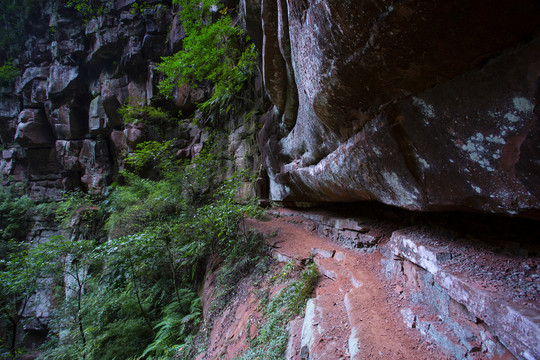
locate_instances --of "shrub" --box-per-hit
[65,0,112,20]
[239,261,319,360]
[0,186,34,244]
[157,0,257,117]
[124,140,177,174]
[0,61,19,86]
[117,102,177,127]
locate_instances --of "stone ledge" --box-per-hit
[270,208,381,249]
[387,229,539,360]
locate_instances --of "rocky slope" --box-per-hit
[200,209,539,360]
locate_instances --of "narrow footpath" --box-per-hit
[244,213,451,359]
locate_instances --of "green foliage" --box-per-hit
[32,133,262,359]
[104,172,182,238]
[2,1,266,358]
[0,186,42,356]
[124,140,177,174]
[239,261,318,360]
[66,0,110,20]
[55,190,102,226]
[117,102,177,127]
[157,0,257,117]
[0,235,65,357]
[0,0,46,61]
[141,292,201,359]
[0,185,34,244]
[0,61,19,86]
[130,0,161,15]
[210,229,269,318]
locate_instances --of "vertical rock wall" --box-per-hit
[1,0,262,201]
[0,0,226,200]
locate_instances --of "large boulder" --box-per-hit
[89,95,122,136]
[47,65,79,98]
[257,0,540,218]
[15,109,55,148]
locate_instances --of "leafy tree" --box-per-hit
[35,133,262,359]
[157,0,258,117]
[0,186,37,356]
[0,186,34,245]
[0,61,19,86]
[0,237,62,357]
[0,243,41,356]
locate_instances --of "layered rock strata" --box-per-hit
[1,1,261,200]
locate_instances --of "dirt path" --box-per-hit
[245,214,451,360]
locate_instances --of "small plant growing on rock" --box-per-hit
[239,260,319,360]
[117,101,177,127]
[66,0,112,20]
[0,61,19,86]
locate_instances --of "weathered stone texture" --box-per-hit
[15,109,55,148]
[0,1,198,199]
[256,0,540,218]
[383,228,540,360]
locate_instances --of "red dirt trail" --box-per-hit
[246,214,451,360]
[199,212,452,359]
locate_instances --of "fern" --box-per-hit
[141,293,201,359]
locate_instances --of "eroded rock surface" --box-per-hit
[0,1,225,199]
[256,0,540,218]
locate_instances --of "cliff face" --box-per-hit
[1,2,539,358]
[255,0,540,218]
[1,0,260,202]
[1,1,162,198]
[2,0,539,218]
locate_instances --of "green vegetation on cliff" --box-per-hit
[0,61,20,86]
[0,140,263,358]
[0,186,34,244]
[0,0,279,358]
[0,186,37,358]
[30,137,263,359]
[240,260,319,360]
[0,0,47,62]
[158,0,258,118]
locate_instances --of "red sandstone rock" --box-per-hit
[256,0,540,218]
[15,109,55,148]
